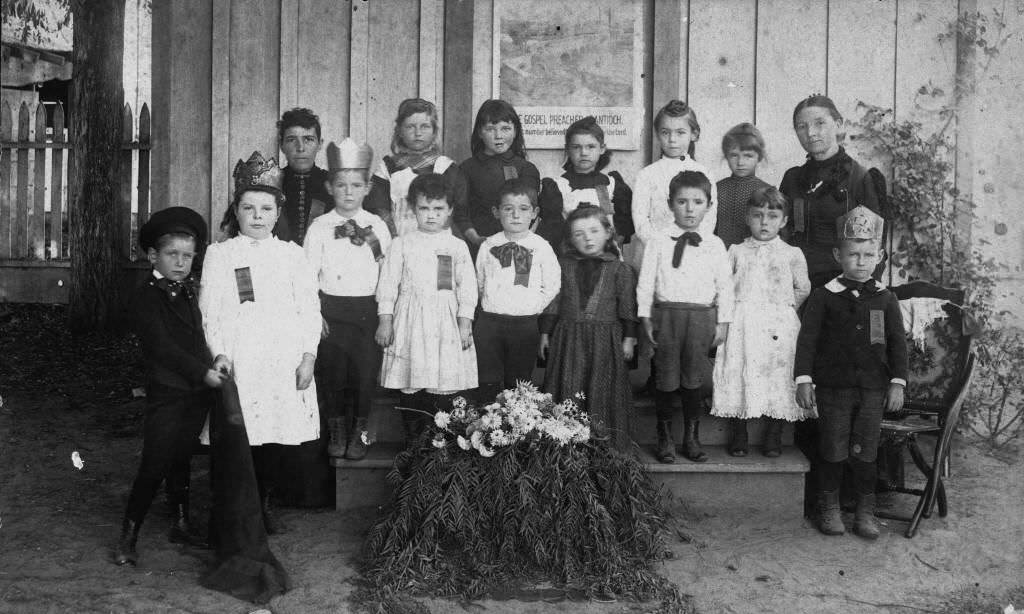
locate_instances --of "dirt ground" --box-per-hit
[1,305,1022,614]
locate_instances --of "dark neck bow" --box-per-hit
[335,219,383,261]
[671,232,701,268]
[838,277,877,295]
[153,277,196,300]
[490,241,533,286]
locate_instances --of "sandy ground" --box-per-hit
[1,307,1022,614]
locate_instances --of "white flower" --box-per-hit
[452,396,467,410]
[457,435,471,450]
[480,412,502,430]
[434,411,451,429]
[431,434,447,448]
[470,430,484,447]
[477,445,496,458]
[360,431,373,446]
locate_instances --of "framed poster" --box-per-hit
[492,0,644,150]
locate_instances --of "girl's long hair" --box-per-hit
[470,99,527,158]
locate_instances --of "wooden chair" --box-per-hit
[875,281,976,538]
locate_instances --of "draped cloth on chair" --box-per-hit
[200,378,290,603]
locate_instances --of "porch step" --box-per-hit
[332,443,809,517]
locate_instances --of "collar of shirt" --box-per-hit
[825,275,887,295]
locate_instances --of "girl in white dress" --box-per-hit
[199,152,321,532]
[375,173,478,442]
[711,186,813,457]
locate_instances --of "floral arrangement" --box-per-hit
[430,382,590,456]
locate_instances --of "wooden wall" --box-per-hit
[152,0,968,224]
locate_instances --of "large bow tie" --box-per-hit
[838,277,877,295]
[490,241,533,287]
[153,277,195,300]
[335,219,383,261]
[671,232,701,268]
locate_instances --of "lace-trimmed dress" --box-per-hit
[711,236,814,420]
[542,253,638,449]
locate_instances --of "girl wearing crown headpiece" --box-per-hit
[199,151,323,534]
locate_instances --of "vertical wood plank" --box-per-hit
[137,103,152,259]
[754,0,828,187]
[418,0,444,111]
[0,102,11,259]
[470,0,492,131]
[687,0,757,173]
[297,0,350,153]
[652,0,689,160]
[349,0,370,142]
[366,1,420,156]
[31,104,47,259]
[50,103,64,260]
[827,0,897,167]
[15,102,30,259]
[120,104,135,259]
[210,0,231,233]
[229,0,280,166]
[443,0,474,162]
[279,0,299,115]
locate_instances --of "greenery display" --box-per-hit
[354,383,687,612]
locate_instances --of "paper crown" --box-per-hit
[326,138,373,170]
[233,151,283,196]
[836,205,884,241]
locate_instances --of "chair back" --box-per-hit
[891,281,972,408]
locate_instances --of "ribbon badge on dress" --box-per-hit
[671,232,701,268]
[490,241,532,287]
[234,267,255,303]
[335,219,384,262]
[436,254,454,291]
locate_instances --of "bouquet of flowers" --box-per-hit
[430,381,590,456]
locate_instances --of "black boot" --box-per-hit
[261,492,287,535]
[167,495,207,547]
[655,420,676,463]
[680,388,708,463]
[345,417,369,461]
[762,418,784,458]
[728,419,748,457]
[114,518,141,566]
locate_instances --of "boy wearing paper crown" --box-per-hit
[303,139,391,460]
[116,207,225,566]
[794,205,908,540]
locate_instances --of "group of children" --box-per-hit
[117,94,909,568]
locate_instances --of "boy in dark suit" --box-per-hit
[115,207,226,565]
[795,206,908,540]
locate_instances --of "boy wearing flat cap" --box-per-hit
[115,207,226,566]
[794,206,908,541]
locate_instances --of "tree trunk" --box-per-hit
[67,0,125,333]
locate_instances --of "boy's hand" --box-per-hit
[296,353,315,390]
[622,336,637,362]
[375,315,394,348]
[885,383,905,413]
[203,369,227,389]
[457,317,474,350]
[321,317,330,340]
[538,333,550,361]
[796,382,816,411]
[641,318,656,347]
[712,323,730,347]
[212,354,232,376]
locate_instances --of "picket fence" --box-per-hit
[0,100,151,262]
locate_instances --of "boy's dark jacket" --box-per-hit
[795,277,908,389]
[131,275,213,392]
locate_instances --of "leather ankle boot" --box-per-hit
[728,419,748,457]
[853,493,881,540]
[655,420,676,463]
[681,418,708,463]
[327,416,347,458]
[114,518,141,565]
[261,493,287,535]
[818,490,846,536]
[763,418,784,458]
[168,501,207,547]
[345,417,369,460]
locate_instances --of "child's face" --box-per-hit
[567,133,605,174]
[479,120,515,156]
[746,205,787,242]
[493,194,537,237]
[725,147,760,178]
[148,236,196,282]
[833,240,882,282]
[399,112,435,153]
[413,195,452,234]
[669,186,709,231]
[569,216,611,257]
[794,106,840,160]
[280,126,322,173]
[326,170,369,216]
[236,191,280,240]
[657,116,696,158]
